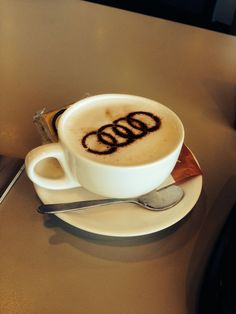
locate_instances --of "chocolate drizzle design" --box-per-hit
[82,111,161,155]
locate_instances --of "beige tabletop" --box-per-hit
[1,1,236,313]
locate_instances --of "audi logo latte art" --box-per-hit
[82,111,161,155]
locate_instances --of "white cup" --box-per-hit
[25,94,184,198]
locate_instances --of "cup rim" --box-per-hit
[58,94,185,169]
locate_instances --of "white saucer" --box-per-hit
[34,163,203,237]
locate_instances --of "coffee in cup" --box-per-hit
[25,94,184,198]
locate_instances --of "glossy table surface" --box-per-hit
[1,1,236,313]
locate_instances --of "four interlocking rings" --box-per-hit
[82,111,161,155]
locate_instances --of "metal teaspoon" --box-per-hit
[38,184,184,214]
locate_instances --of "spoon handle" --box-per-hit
[38,197,129,214]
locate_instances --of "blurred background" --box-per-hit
[84,0,236,35]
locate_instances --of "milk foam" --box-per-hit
[63,102,183,166]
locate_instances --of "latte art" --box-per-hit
[63,99,183,166]
[81,111,161,155]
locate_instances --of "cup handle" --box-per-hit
[25,143,80,190]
